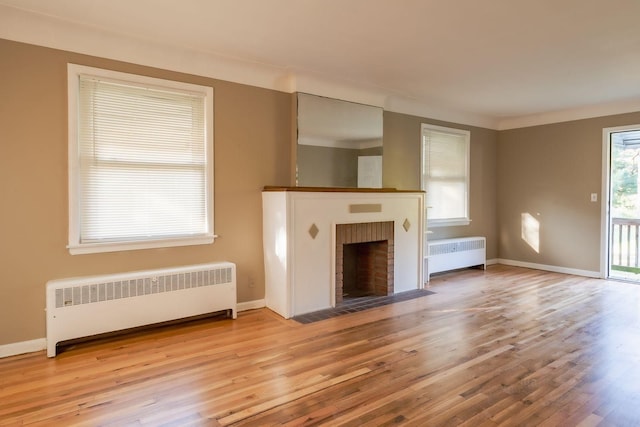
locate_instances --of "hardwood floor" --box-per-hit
[2,265,640,426]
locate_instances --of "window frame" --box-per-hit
[67,64,215,255]
[421,123,471,228]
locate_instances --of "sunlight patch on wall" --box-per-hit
[521,213,540,253]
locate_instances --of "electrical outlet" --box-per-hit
[590,193,598,202]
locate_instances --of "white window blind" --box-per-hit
[68,64,214,254]
[421,124,470,227]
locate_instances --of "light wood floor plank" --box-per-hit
[2,265,640,425]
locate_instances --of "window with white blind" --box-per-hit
[67,64,214,254]
[421,123,470,227]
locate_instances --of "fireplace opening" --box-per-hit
[342,240,389,299]
[335,221,394,305]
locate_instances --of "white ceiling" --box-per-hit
[2,0,640,129]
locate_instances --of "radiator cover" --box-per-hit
[45,262,236,357]
[427,237,486,279]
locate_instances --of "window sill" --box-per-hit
[428,219,471,228]
[68,235,216,255]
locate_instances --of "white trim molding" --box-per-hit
[0,338,46,359]
[497,97,640,130]
[0,4,287,94]
[497,259,602,279]
[237,299,266,312]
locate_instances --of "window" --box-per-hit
[421,123,470,227]
[68,64,214,254]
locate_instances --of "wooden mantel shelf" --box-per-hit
[263,186,424,193]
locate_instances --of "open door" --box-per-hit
[606,126,640,281]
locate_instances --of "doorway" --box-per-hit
[605,126,640,281]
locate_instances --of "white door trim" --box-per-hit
[601,124,640,279]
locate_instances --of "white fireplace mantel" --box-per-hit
[262,187,425,318]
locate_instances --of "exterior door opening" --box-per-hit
[608,128,640,281]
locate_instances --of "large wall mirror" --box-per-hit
[296,93,383,188]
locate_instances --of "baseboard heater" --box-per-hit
[45,262,236,357]
[427,237,486,279]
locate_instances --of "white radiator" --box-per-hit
[45,262,236,357]
[427,237,486,279]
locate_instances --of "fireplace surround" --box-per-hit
[262,187,424,318]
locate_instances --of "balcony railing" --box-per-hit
[611,218,640,272]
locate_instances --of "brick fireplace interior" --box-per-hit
[335,221,394,305]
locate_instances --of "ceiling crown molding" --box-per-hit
[0,4,289,91]
[5,4,638,131]
[497,97,640,130]
[0,4,498,129]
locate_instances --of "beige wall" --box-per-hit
[497,112,640,272]
[8,35,638,348]
[383,111,499,259]
[0,38,499,347]
[0,39,291,345]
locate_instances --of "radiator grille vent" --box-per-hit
[429,238,485,256]
[54,267,233,309]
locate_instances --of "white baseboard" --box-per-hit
[0,338,46,359]
[237,299,265,312]
[497,259,602,278]
[486,258,499,266]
